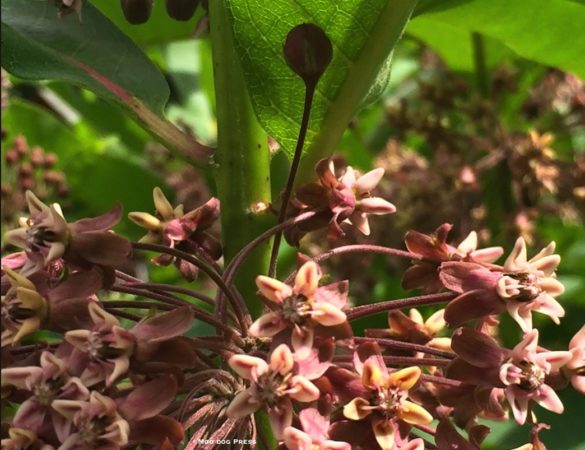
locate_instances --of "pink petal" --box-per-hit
[348,211,370,235]
[299,408,329,441]
[270,344,294,375]
[256,276,291,303]
[315,281,349,309]
[340,166,356,187]
[505,238,528,270]
[310,302,346,326]
[131,306,194,343]
[444,290,503,327]
[294,262,321,298]
[225,390,261,418]
[533,294,565,323]
[292,325,314,359]
[506,301,533,332]
[506,387,529,425]
[539,277,565,296]
[354,168,384,195]
[249,312,288,338]
[535,351,572,371]
[69,203,123,233]
[571,374,585,394]
[512,329,539,361]
[530,254,560,276]
[283,427,312,450]
[456,231,478,254]
[358,197,396,215]
[534,384,564,414]
[228,354,268,381]
[451,327,505,368]
[470,246,504,263]
[287,376,320,402]
[268,399,293,439]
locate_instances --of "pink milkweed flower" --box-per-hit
[500,329,572,425]
[1,351,89,444]
[129,188,221,281]
[402,223,503,293]
[496,238,565,331]
[441,238,565,331]
[290,159,396,243]
[4,191,131,271]
[0,428,55,450]
[226,344,321,439]
[448,327,572,426]
[250,261,348,357]
[341,345,432,450]
[52,391,130,449]
[565,325,585,394]
[283,408,350,450]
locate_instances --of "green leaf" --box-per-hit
[411,0,585,79]
[224,0,418,162]
[1,0,169,112]
[1,0,213,163]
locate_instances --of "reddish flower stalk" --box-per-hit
[347,292,457,320]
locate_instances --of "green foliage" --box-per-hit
[411,0,585,78]
[1,0,169,112]
[224,0,418,159]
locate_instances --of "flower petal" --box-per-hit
[372,418,395,450]
[288,376,320,402]
[283,427,312,450]
[354,168,384,195]
[343,397,372,421]
[256,276,291,303]
[388,366,421,391]
[399,400,433,425]
[310,302,346,327]
[533,384,564,414]
[294,262,321,298]
[358,197,396,215]
[270,344,294,375]
[268,399,293,439]
[228,354,268,381]
[249,312,288,338]
[225,390,261,418]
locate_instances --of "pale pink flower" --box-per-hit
[499,329,572,425]
[250,261,348,357]
[226,344,320,439]
[564,325,585,394]
[283,408,350,450]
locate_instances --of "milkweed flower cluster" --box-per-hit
[2,156,583,450]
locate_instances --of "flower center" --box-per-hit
[77,416,110,447]
[33,379,62,406]
[500,272,542,302]
[370,386,404,419]
[255,372,291,407]
[516,360,545,391]
[280,295,310,325]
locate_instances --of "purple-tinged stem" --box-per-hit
[420,374,463,387]
[334,354,450,367]
[354,336,454,359]
[414,424,436,436]
[102,300,175,310]
[347,292,456,320]
[314,244,422,263]
[112,285,241,339]
[131,241,250,333]
[216,210,318,321]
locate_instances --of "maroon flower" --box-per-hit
[5,191,131,271]
[402,223,503,293]
[129,187,221,280]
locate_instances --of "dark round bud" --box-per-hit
[20,177,35,190]
[13,135,28,156]
[283,23,332,87]
[120,0,153,25]
[44,153,58,168]
[58,184,70,198]
[43,170,65,185]
[30,147,45,167]
[5,150,18,165]
[165,0,199,21]
[18,162,33,178]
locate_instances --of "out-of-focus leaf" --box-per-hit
[1,0,169,112]
[165,40,216,143]
[2,99,165,238]
[411,0,585,79]
[407,18,512,72]
[224,0,418,160]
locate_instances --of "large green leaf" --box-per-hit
[1,0,212,162]
[1,0,168,112]
[410,0,585,79]
[224,0,419,162]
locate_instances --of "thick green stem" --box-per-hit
[208,2,273,317]
[472,32,489,96]
[296,0,419,183]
